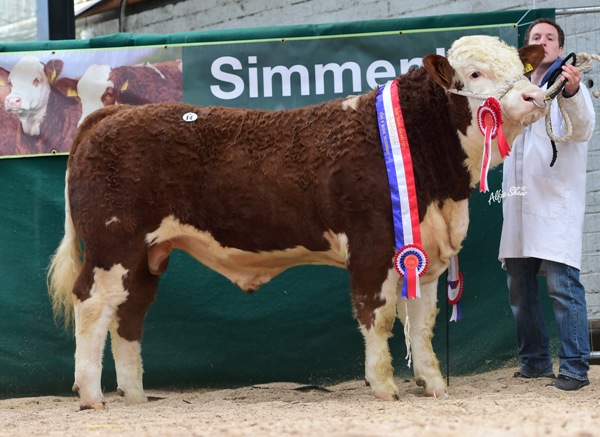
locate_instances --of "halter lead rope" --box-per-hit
[446,75,533,106]
[540,52,600,166]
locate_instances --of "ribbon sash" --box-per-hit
[376,81,428,299]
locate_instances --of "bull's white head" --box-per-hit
[5,55,53,136]
[422,35,546,186]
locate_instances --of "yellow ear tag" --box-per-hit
[524,63,533,74]
[121,80,129,92]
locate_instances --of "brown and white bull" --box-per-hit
[48,36,546,409]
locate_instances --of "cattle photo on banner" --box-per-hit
[0,46,182,157]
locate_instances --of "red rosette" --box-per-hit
[393,244,429,277]
[477,96,503,139]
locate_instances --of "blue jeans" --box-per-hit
[506,258,590,380]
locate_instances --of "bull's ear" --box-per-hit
[44,59,64,85]
[518,44,545,77]
[422,54,455,89]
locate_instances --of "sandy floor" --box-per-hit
[1,365,599,437]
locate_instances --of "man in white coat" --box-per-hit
[499,18,595,391]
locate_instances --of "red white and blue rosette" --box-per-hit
[394,244,429,299]
[446,254,463,321]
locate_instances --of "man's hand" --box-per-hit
[560,64,581,97]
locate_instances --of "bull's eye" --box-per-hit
[470,71,481,79]
[33,78,40,87]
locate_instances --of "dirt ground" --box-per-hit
[1,365,599,437]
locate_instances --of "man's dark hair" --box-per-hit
[524,18,565,48]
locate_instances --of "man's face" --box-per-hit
[528,22,564,65]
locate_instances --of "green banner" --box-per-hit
[184,26,517,109]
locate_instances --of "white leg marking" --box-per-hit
[74,264,129,409]
[110,320,147,405]
[360,268,399,400]
[397,279,446,397]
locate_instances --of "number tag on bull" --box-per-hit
[183,112,198,122]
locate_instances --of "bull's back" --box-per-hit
[67,100,386,253]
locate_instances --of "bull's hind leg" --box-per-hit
[72,262,130,410]
[397,279,446,397]
[109,264,158,405]
[352,267,399,401]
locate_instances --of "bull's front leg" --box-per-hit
[354,269,400,401]
[397,278,446,397]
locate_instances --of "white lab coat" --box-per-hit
[499,83,596,270]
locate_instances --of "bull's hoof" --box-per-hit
[426,386,448,398]
[80,401,106,411]
[416,376,446,397]
[366,376,400,401]
[124,392,149,405]
[117,387,149,405]
[372,391,400,401]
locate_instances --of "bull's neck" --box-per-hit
[393,74,473,217]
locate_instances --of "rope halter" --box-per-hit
[446,74,547,119]
[446,75,521,101]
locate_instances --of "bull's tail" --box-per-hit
[47,171,81,330]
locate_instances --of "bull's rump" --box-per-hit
[68,100,393,270]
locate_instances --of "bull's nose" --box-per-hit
[5,95,22,110]
[522,89,546,110]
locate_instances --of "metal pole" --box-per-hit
[47,0,75,40]
[119,0,127,33]
[556,7,600,15]
[445,278,450,386]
